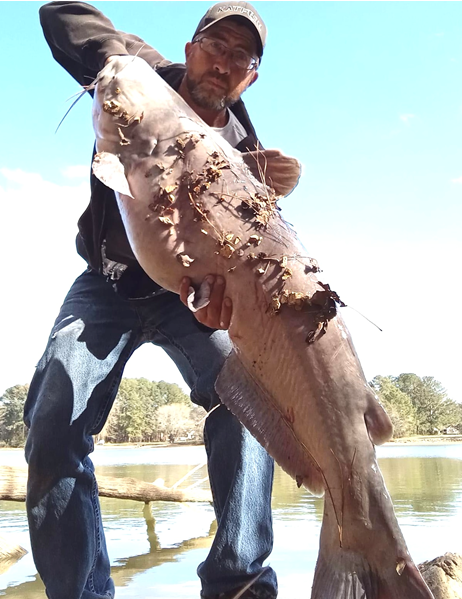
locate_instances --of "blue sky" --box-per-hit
[0,1,461,402]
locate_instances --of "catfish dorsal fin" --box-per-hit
[216,349,324,496]
[92,151,133,198]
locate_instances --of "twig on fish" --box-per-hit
[330,448,345,547]
[217,189,278,227]
[187,191,222,241]
[254,142,270,190]
[329,446,358,548]
[216,191,251,204]
[296,437,343,546]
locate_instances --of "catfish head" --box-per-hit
[92,55,178,158]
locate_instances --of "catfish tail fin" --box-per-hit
[311,549,435,599]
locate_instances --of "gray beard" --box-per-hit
[185,74,238,111]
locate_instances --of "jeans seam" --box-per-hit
[203,420,224,520]
[86,461,100,594]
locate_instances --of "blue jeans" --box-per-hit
[24,269,277,599]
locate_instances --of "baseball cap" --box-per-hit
[193,1,267,59]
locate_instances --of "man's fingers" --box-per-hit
[220,297,233,329]
[266,154,301,196]
[262,149,284,159]
[205,275,225,325]
[179,275,232,329]
[179,277,191,305]
[265,154,301,176]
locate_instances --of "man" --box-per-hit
[26,2,299,598]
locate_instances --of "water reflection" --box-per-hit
[381,457,462,520]
[0,500,216,598]
[107,504,216,590]
[1,444,462,599]
[271,450,462,524]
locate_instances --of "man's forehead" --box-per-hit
[205,20,257,52]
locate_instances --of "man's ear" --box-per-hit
[248,71,259,87]
[185,41,193,62]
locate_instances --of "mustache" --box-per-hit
[202,72,229,91]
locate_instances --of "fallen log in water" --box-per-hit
[0,534,27,576]
[419,553,462,599]
[0,466,212,504]
[0,534,27,561]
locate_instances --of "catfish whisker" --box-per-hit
[55,88,87,133]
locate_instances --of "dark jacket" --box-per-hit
[39,1,262,297]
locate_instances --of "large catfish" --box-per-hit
[91,55,434,599]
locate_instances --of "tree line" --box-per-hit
[370,374,461,437]
[0,374,460,448]
[0,379,204,447]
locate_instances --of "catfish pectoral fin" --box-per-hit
[92,151,133,198]
[365,399,393,446]
[215,350,324,497]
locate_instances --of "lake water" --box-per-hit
[1,443,462,598]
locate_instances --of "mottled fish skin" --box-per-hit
[91,56,434,599]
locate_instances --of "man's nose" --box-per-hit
[212,52,231,75]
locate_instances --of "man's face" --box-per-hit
[184,20,259,112]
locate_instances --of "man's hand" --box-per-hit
[179,275,232,330]
[242,148,302,197]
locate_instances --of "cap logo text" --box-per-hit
[217,5,263,32]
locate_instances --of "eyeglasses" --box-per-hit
[193,37,259,71]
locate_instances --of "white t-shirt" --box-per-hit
[212,109,247,148]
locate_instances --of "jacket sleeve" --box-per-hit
[39,1,170,87]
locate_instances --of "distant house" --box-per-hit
[443,426,460,435]
[178,431,196,442]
